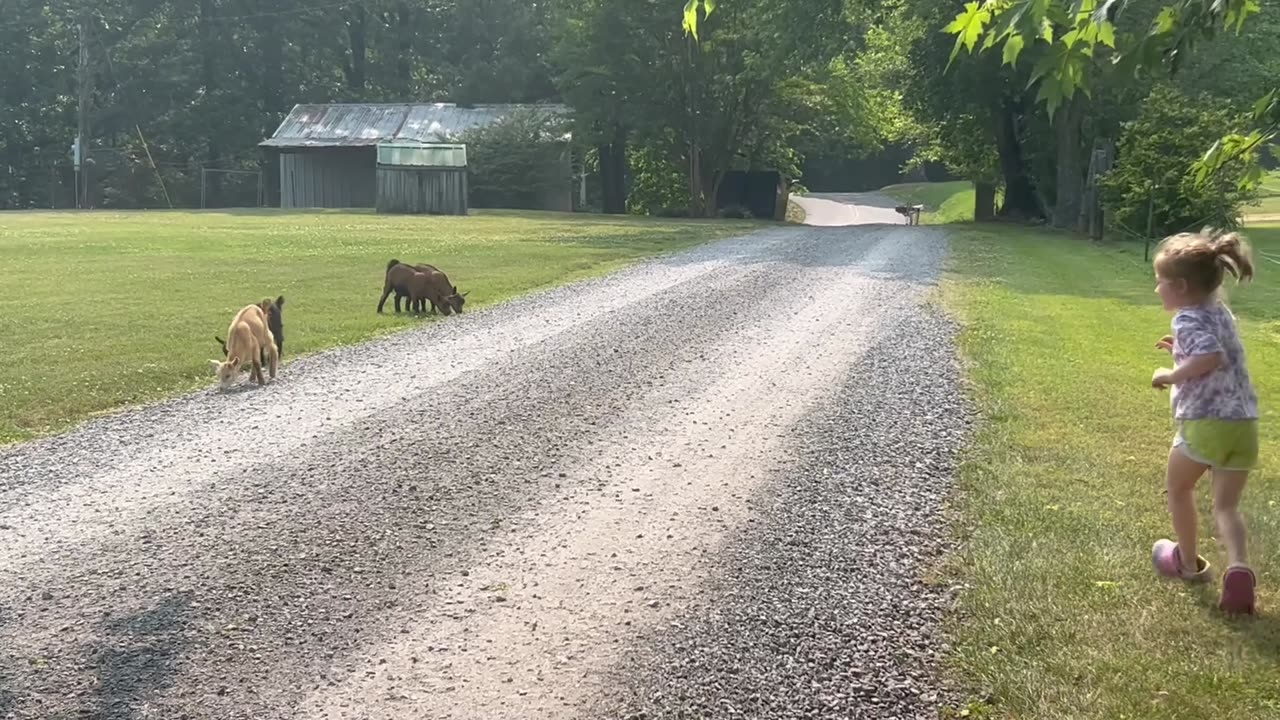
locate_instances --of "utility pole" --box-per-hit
[77,4,91,209]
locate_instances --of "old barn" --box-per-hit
[259,103,574,211]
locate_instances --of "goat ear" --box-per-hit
[208,360,223,374]
[461,291,470,297]
[228,355,240,367]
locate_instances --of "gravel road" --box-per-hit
[0,219,968,720]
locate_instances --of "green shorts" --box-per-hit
[1174,419,1260,470]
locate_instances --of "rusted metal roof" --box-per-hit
[260,103,568,149]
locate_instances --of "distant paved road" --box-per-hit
[791,191,907,226]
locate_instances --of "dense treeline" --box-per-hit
[2,0,1276,224]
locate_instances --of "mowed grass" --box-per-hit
[881,180,976,224]
[943,222,1280,719]
[1247,170,1280,221]
[0,209,755,444]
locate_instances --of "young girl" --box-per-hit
[1150,229,1259,614]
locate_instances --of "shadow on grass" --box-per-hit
[88,594,191,720]
[81,206,773,229]
[1185,583,1280,660]
[948,224,1280,326]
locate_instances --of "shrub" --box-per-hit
[626,144,687,216]
[1102,85,1258,238]
[458,108,571,210]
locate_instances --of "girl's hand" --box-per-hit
[1155,335,1174,353]
[1152,368,1175,389]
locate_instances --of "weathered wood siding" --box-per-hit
[375,167,468,215]
[279,148,376,208]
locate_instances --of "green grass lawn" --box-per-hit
[1247,170,1280,219]
[0,209,754,444]
[943,221,1280,719]
[881,180,976,224]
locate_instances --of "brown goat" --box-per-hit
[377,260,417,314]
[378,260,467,315]
[406,268,464,316]
[209,303,278,389]
[398,264,439,313]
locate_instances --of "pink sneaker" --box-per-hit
[1219,565,1257,615]
[1152,539,1211,582]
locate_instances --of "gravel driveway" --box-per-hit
[0,220,968,719]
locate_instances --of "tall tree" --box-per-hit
[556,0,851,217]
[946,0,1278,191]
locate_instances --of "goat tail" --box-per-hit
[386,259,400,272]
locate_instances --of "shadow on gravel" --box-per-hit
[0,689,15,717]
[653,226,943,278]
[594,303,971,718]
[87,595,191,720]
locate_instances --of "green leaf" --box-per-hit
[1037,77,1065,119]
[703,0,717,17]
[1002,34,1026,67]
[1252,90,1277,120]
[1152,7,1178,35]
[1226,0,1260,33]
[683,0,700,40]
[1098,21,1116,47]
[1071,0,1098,26]
[945,2,994,69]
[1242,163,1264,191]
[1028,45,1060,85]
[993,1,1031,39]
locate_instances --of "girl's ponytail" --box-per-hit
[1209,229,1255,284]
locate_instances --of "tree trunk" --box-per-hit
[974,181,996,221]
[257,9,285,207]
[344,6,367,93]
[395,2,413,97]
[704,170,726,218]
[609,128,627,213]
[597,127,628,215]
[598,143,615,213]
[258,13,285,115]
[199,0,217,92]
[1080,139,1115,240]
[199,0,221,202]
[993,99,1040,219]
[1052,96,1087,231]
[687,143,704,217]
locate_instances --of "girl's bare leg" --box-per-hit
[1167,447,1208,575]
[1212,469,1250,567]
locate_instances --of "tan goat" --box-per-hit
[209,303,278,389]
